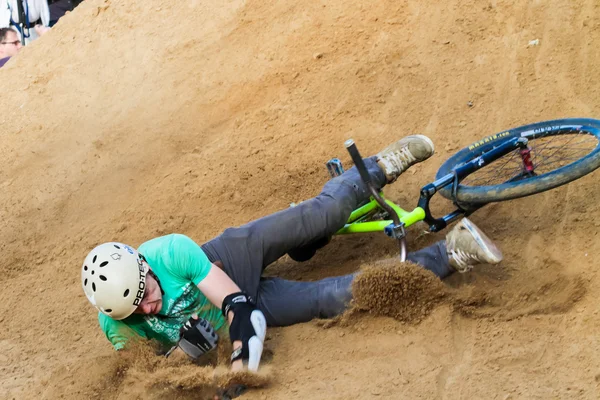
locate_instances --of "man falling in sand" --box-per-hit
[81,135,502,371]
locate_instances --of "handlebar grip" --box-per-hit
[344,139,372,185]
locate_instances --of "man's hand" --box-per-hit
[222,292,267,371]
[177,316,219,360]
[34,25,51,37]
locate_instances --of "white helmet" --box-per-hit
[81,242,148,320]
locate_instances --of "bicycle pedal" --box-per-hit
[326,158,345,178]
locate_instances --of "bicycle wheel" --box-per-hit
[436,118,600,204]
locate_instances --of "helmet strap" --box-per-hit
[142,255,165,296]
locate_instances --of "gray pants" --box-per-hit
[201,157,453,327]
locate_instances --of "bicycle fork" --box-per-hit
[419,137,530,232]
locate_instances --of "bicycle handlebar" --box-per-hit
[344,139,407,262]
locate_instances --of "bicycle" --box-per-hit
[331,118,600,261]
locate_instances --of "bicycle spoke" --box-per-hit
[460,130,598,186]
[531,134,595,172]
[532,134,583,162]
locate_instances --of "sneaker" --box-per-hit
[376,135,435,183]
[446,218,503,273]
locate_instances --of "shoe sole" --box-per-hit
[461,218,503,263]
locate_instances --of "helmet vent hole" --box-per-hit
[123,289,130,297]
[92,255,97,263]
[99,275,107,281]
[100,261,108,267]
[114,244,121,249]
[92,282,96,292]
[84,265,88,271]
[105,308,112,313]
[84,278,88,286]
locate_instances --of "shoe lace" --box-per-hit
[449,249,480,273]
[381,146,416,172]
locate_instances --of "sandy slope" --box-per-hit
[1,0,600,398]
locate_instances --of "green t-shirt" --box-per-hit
[99,234,226,350]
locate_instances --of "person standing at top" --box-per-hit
[0,0,50,44]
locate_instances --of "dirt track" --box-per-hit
[1,0,600,398]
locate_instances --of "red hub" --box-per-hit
[520,147,535,173]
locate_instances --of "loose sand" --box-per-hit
[1,0,600,398]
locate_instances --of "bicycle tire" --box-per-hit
[436,118,600,204]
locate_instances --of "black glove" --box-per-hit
[177,316,219,360]
[222,292,267,371]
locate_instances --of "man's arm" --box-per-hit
[166,234,266,371]
[196,263,241,307]
[196,264,266,371]
[99,313,145,350]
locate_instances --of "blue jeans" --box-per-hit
[201,157,453,326]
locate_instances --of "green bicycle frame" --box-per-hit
[335,135,531,237]
[336,195,426,235]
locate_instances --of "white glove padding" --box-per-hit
[177,316,219,360]
[222,292,267,371]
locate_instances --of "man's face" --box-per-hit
[133,270,163,315]
[0,30,21,58]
